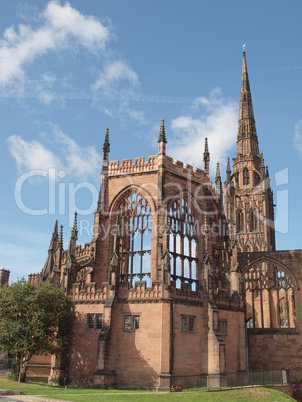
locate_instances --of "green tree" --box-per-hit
[0,279,75,382]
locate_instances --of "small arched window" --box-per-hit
[237,209,244,233]
[250,209,257,232]
[243,168,250,185]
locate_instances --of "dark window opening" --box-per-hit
[219,319,227,335]
[124,315,140,331]
[88,315,94,330]
[181,315,195,333]
[250,209,257,232]
[133,316,140,330]
[124,315,131,330]
[96,315,103,329]
[243,168,249,185]
[88,314,103,330]
[237,209,244,233]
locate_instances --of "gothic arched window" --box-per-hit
[118,192,152,287]
[244,261,295,329]
[243,168,250,185]
[169,198,198,290]
[237,209,244,233]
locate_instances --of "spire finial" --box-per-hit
[158,119,167,143]
[215,162,221,180]
[103,127,110,154]
[59,225,63,246]
[49,220,58,250]
[203,137,210,175]
[71,211,78,241]
[226,158,231,182]
[243,43,246,55]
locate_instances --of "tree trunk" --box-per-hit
[18,351,23,383]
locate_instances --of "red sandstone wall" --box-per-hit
[69,303,105,384]
[248,330,302,371]
[173,304,205,376]
[112,302,167,389]
[219,310,246,372]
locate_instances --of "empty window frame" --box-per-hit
[244,261,295,329]
[118,192,152,287]
[169,198,198,290]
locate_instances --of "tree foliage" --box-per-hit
[0,279,75,381]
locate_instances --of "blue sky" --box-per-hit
[1,1,302,283]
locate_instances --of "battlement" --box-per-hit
[28,273,40,284]
[75,243,93,259]
[108,155,158,175]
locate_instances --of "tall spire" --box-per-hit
[203,137,210,175]
[236,48,260,157]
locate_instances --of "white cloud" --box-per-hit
[7,134,62,172]
[7,126,102,181]
[168,89,238,175]
[293,119,302,153]
[92,60,139,92]
[53,127,102,178]
[0,1,111,88]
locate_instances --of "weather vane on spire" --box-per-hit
[243,43,246,53]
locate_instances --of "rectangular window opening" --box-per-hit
[124,315,131,330]
[133,315,140,330]
[96,315,103,329]
[88,315,94,330]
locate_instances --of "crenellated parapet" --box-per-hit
[108,156,158,175]
[72,281,109,302]
[28,273,41,284]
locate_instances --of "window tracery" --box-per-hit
[118,192,152,287]
[168,198,198,290]
[244,261,295,329]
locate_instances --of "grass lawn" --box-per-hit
[0,379,295,401]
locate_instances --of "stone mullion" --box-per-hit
[130,218,134,287]
[140,219,143,280]
[260,278,264,328]
[180,221,184,280]
[285,277,290,327]
[189,233,192,280]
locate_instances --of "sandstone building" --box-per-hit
[25,51,302,389]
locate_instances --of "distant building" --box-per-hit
[26,51,302,389]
